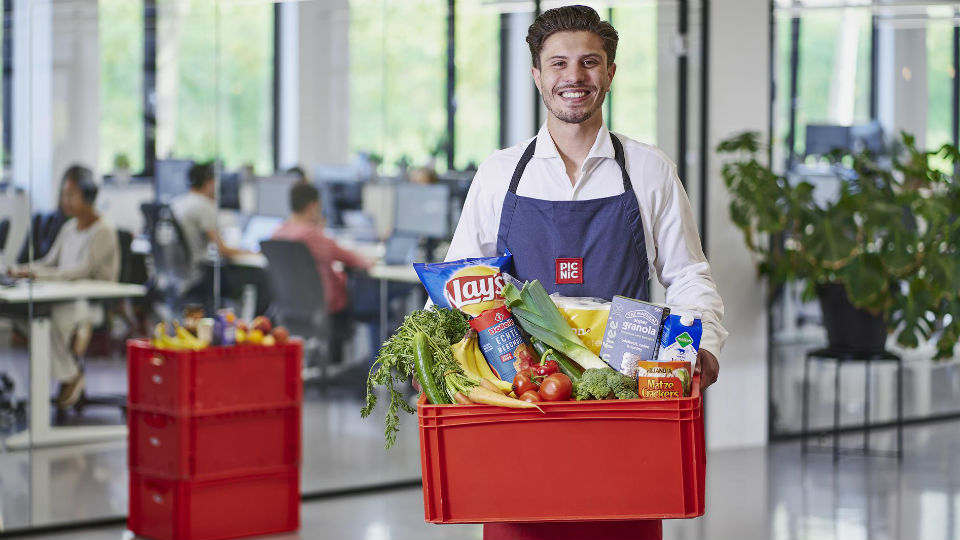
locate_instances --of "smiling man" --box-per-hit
[446,8,726,537]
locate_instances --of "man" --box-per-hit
[271,182,372,362]
[171,162,272,314]
[446,7,726,538]
[10,165,120,408]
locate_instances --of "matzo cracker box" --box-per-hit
[414,252,512,317]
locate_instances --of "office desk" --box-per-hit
[0,280,147,449]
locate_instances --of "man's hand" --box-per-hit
[695,349,719,392]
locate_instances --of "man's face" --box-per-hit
[532,31,616,125]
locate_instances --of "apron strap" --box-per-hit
[508,139,538,194]
[509,132,633,194]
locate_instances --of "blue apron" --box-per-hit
[495,132,650,302]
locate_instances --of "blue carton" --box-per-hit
[599,296,670,376]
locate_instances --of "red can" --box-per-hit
[469,305,536,382]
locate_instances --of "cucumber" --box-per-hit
[413,331,450,405]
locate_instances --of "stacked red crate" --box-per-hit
[126,340,303,540]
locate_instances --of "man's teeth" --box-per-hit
[560,91,587,98]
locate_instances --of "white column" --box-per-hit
[13,0,53,211]
[706,0,770,450]
[296,0,351,167]
[502,11,536,147]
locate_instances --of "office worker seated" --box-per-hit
[9,165,120,408]
[271,183,372,359]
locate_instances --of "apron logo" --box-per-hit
[555,258,584,285]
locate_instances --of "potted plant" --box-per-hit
[113,153,131,184]
[716,131,960,359]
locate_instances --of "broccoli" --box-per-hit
[573,368,639,400]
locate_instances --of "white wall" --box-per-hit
[705,0,770,449]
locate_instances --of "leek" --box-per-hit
[502,279,612,372]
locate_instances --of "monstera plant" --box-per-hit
[717,131,960,359]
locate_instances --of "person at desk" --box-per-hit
[171,162,274,314]
[9,165,119,408]
[271,182,372,361]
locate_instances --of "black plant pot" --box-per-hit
[816,283,888,354]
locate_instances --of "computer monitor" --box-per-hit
[255,174,300,218]
[219,172,241,210]
[804,125,851,158]
[393,183,451,239]
[240,216,283,252]
[155,159,194,203]
[850,122,885,156]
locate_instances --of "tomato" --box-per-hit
[512,371,539,397]
[538,373,572,401]
[519,390,542,403]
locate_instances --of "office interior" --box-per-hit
[0,0,958,538]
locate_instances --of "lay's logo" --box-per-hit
[443,266,505,317]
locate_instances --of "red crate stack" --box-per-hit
[126,339,303,540]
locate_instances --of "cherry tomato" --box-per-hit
[533,359,559,377]
[538,373,573,401]
[512,371,539,397]
[519,390,542,403]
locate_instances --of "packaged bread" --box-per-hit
[550,294,610,355]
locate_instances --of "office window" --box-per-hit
[609,4,658,144]
[926,19,953,151]
[156,0,273,173]
[349,0,446,173]
[792,10,871,156]
[100,0,145,175]
[454,0,498,169]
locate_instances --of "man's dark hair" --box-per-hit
[290,181,320,214]
[526,5,618,69]
[63,164,98,204]
[188,162,215,190]
[286,166,307,183]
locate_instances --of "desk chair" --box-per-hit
[0,218,9,253]
[16,211,67,264]
[259,240,356,385]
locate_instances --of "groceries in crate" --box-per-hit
[414,251,512,316]
[599,296,669,377]
[637,361,693,399]
[657,312,703,363]
[550,294,610,355]
[150,310,290,351]
[363,263,708,448]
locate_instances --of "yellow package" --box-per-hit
[550,295,610,355]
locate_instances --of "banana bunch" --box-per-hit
[451,335,513,393]
[152,322,209,351]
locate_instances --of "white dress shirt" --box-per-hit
[446,123,728,356]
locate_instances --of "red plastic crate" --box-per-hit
[418,376,705,523]
[127,340,302,413]
[128,467,299,540]
[128,405,301,480]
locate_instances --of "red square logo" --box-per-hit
[555,258,584,285]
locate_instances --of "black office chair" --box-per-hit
[260,240,357,385]
[16,211,67,263]
[0,218,9,253]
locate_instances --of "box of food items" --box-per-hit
[363,254,707,524]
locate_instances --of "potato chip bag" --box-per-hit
[414,252,513,317]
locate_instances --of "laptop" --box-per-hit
[382,234,419,265]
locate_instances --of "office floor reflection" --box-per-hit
[1,418,959,538]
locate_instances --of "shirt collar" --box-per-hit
[532,122,615,161]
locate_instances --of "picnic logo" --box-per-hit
[555,258,584,285]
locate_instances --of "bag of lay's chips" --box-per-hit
[414,252,513,317]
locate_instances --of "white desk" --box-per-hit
[0,280,147,449]
[369,263,421,343]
